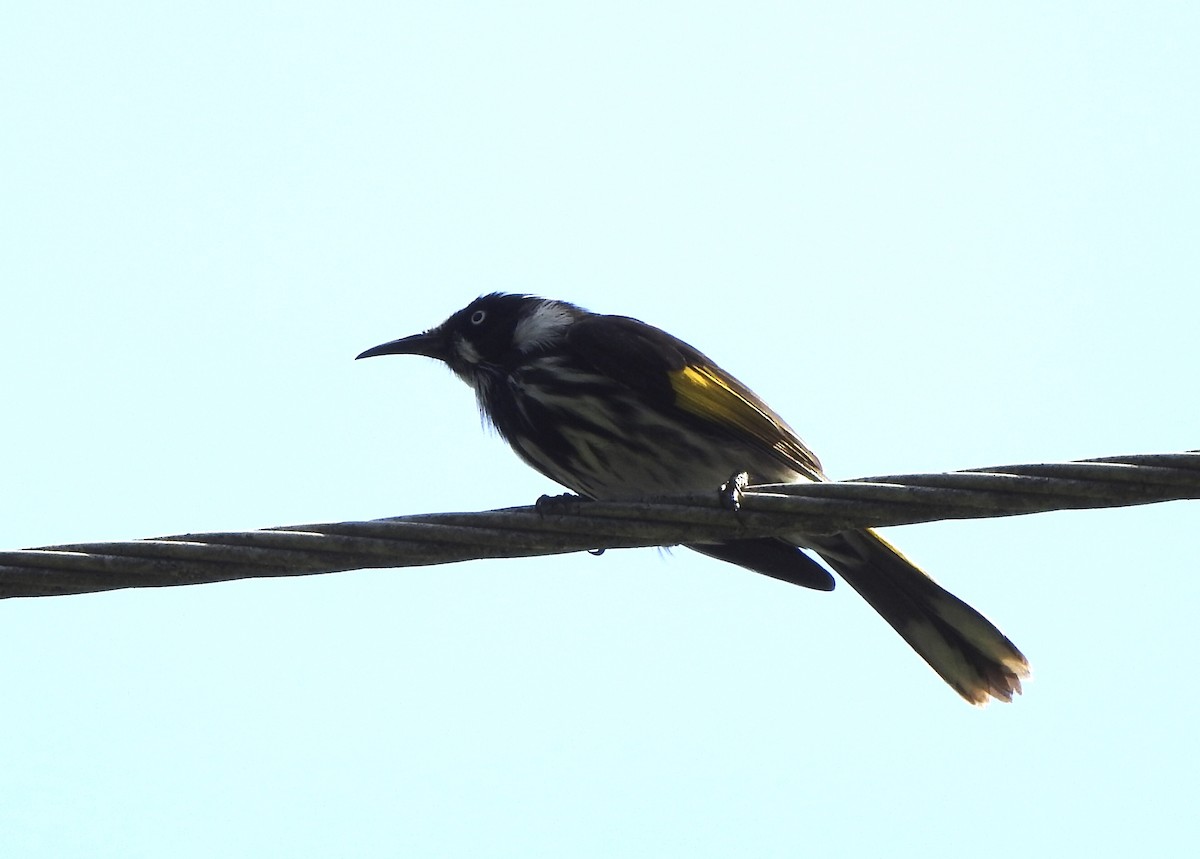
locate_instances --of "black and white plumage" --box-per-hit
[358,293,1030,704]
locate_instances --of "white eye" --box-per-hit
[470,310,487,325]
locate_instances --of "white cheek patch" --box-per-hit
[513,301,574,352]
[454,334,482,366]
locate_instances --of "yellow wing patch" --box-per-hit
[670,365,767,437]
[667,364,822,478]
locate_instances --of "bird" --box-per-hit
[357,293,1029,704]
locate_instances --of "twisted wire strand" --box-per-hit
[2,450,1197,600]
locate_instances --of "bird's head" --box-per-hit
[356,293,583,385]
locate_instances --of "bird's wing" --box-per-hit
[567,314,825,481]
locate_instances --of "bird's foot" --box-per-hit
[535,492,588,515]
[719,471,751,512]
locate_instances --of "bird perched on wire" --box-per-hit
[357,293,1029,704]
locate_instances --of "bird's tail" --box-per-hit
[811,529,1029,705]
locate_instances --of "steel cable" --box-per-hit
[2,450,1196,599]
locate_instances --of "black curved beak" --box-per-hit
[356,329,450,362]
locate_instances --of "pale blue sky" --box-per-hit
[3,3,1198,857]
